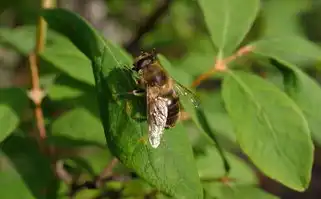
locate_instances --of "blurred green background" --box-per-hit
[1,0,321,198]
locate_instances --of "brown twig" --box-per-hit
[191,45,254,88]
[28,0,53,141]
[67,158,121,197]
[95,157,119,187]
[125,0,173,53]
[55,160,73,184]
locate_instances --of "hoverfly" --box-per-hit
[130,49,199,148]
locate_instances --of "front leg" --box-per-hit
[131,89,146,96]
[114,89,146,97]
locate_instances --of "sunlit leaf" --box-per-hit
[203,184,279,199]
[197,147,257,184]
[252,36,321,66]
[43,8,203,199]
[0,26,95,85]
[261,0,309,37]
[273,60,321,146]
[222,70,313,191]
[197,0,260,55]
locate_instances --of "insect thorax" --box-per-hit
[141,63,169,87]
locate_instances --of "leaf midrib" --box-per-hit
[221,0,230,51]
[228,71,299,177]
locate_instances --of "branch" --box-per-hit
[95,157,119,187]
[125,0,173,53]
[68,158,120,197]
[191,45,254,88]
[28,0,54,142]
[55,160,73,184]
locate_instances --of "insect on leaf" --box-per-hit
[158,54,231,175]
[42,8,203,199]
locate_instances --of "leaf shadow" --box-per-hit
[195,107,231,175]
[106,67,147,123]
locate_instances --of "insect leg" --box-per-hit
[115,89,146,97]
[131,89,146,96]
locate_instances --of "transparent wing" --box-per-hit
[146,87,168,148]
[174,82,200,108]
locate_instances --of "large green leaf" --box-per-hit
[197,0,260,55]
[43,8,203,199]
[41,36,95,85]
[48,75,95,101]
[261,0,309,38]
[0,26,95,85]
[197,147,257,185]
[273,60,321,146]
[203,184,279,199]
[0,27,36,54]
[0,88,28,143]
[48,84,85,100]
[252,36,321,67]
[0,134,56,199]
[51,107,106,145]
[222,71,313,191]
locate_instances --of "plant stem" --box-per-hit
[95,157,119,187]
[191,45,254,88]
[28,0,54,140]
[125,0,173,53]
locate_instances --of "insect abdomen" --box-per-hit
[165,95,180,128]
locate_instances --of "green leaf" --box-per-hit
[122,179,154,197]
[0,26,95,85]
[197,0,260,55]
[0,134,56,199]
[252,36,321,66]
[273,60,321,146]
[222,71,313,191]
[43,8,203,199]
[0,26,37,54]
[221,186,279,199]
[48,75,95,101]
[0,88,28,143]
[48,84,84,100]
[203,184,279,199]
[199,92,236,144]
[0,26,62,55]
[41,35,95,85]
[261,0,309,38]
[197,147,257,184]
[51,107,106,145]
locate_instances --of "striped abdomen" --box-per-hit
[165,94,180,128]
